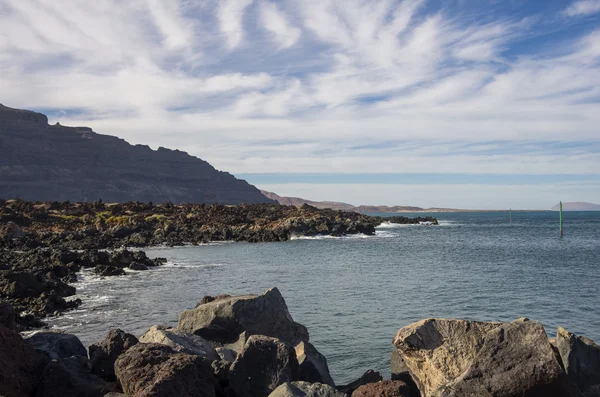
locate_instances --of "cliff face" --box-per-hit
[0,105,274,205]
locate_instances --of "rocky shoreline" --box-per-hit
[0,199,437,328]
[1,288,598,397]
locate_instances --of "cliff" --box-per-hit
[0,104,274,205]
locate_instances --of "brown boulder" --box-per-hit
[0,324,47,397]
[557,327,600,396]
[229,335,300,397]
[0,301,17,330]
[89,329,138,382]
[114,342,216,397]
[393,318,576,397]
[352,380,412,397]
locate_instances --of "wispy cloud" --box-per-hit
[564,0,600,17]
[1,0,599,206]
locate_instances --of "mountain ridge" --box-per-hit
[261,190,465,213]
[0,104,275,205]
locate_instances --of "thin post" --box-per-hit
[510,209,512,223]
[560,201,564,237]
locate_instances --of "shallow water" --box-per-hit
[47,211,600,384]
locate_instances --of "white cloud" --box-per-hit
[564,0,600,16]
[259,1,301,48]
[218,0,254,49]
[1,0,600,207]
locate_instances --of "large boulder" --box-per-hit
[557,327,600,396]
[37,355,119,397]
[114,342,216,397]
[89,329,138,382]
[229,335,300,397]
[352,380,412,397]
[393,318,575,397]
[139,325,219,361]
[25,330,87,360]
[295,341,335,386]
[269,381,346,397]
[178,288,309,348]
[336,370,383,395]
[0,325,47,397]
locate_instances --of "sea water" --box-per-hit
[46,211,600,383]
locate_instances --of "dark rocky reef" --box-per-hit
[1,288,598,397]
[0,200,437,250]
[0,104,274,205]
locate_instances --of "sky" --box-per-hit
[1,0,600,209]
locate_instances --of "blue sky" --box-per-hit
[1,0,600,209]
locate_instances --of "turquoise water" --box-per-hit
[48,211,600,384]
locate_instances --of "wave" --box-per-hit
[290,233,373,240]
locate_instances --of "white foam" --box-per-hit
[290,233,372,240]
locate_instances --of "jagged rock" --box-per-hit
[89,329,138,382]
[352,380,412,397]
[393,318,575,397]
[0,222,25,238]
[128,262,148,271]
[0,104,275,204]
[139,325,219,361]
[104,394,128,397]
[114,342,216,397]
[37,355,119,397]
[269,381,346,397]
[25,330,87,360]
[229,335,300,397]
[336,370,383,395]
[557,327,600,396]
[295,341,334,386]
[391,350,420,396]
[0,324,48,397]
[178,288,309,348]
[216,346,238,362]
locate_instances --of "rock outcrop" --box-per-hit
[336,370,383,395]
[269,381,346,397]
[557,327,600,397]
[393,318,576,397]
[0,104,274,205]
[114,342,216,397]
[178,288,309,348]
[229,335,300,397]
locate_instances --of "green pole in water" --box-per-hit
[560,201,564,237]
[510,209,512,223]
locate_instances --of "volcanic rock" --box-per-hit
[139,325,220,361]
[89,328,138,382]
[269,381,346,397]
[336,370,383,395]
[557,326,600,396]
[393,318,575,397]
[25,330,87,360]
[178,288,309,347]
[229,335,300,397]
[114,342,216,397]
[37,355,119,397]
[352,380,412,397]
[295,341,334,386]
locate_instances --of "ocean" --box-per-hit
[46,211,600,384]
